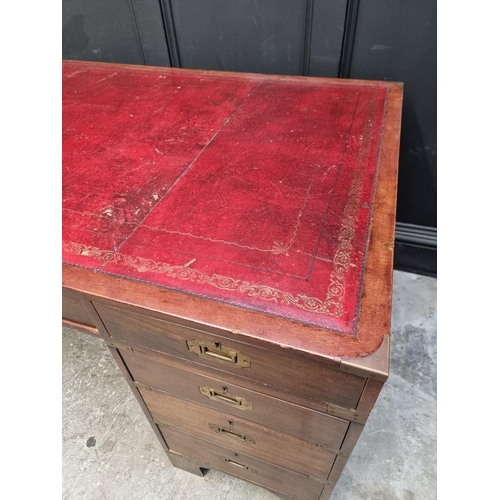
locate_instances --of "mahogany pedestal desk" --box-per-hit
[62,60,403,500]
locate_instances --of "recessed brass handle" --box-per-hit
[199,386,252,411]
[187,339,251,368]
[226,459,247,469]
[209,424,255,444]
[217,456,256,474]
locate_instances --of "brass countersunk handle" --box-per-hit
[226,459,246,469]
[199,386,253,411]
[217,456,257,474]
[209,424,256,444]
[187,339,251,368]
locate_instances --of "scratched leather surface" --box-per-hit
[62,61,388,334]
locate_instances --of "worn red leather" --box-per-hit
[63,61,388,334]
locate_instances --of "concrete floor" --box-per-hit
[62,270,436,500]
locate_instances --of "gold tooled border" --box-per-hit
[63,160,365,320]
[63,240,335,316]
[324,169,364,317]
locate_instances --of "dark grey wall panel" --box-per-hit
[394,222,437,277]
[166,0,308,75]
[130,0,171,66]
[309,0,347,77]
[63,0,144,64]
[63,0,171,67]
[348,0,437,227]
[63,0,346,75]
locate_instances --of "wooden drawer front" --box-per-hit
[96,302,365,410]
[62,288,93,327]
[121,349,349,452]
[140,387,335,481]
[160,426,325,500]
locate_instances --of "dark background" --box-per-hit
[63,0,437,276]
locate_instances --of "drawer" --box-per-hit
[62,288,94,327]
[120,348,349,452]
[139,387,336,481]
[160,426,325,500]
[96,301,365,410]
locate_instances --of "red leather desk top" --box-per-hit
[63,60,399,347]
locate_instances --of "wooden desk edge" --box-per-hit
[63,59,404,91]
[339,82,403,377]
